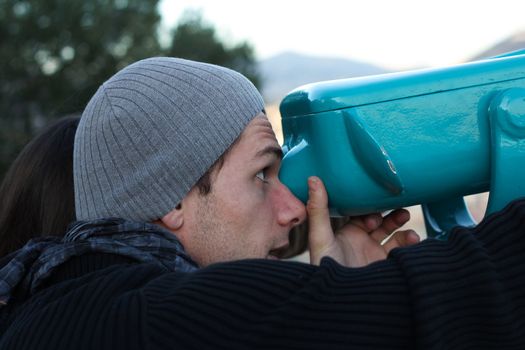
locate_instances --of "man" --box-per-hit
[0,58,524,349]
[73,56,416,267]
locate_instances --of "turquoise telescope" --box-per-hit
[278,50,525,238]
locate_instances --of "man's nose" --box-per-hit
[275,181,307,228]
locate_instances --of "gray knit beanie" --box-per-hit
[74,57,265,221]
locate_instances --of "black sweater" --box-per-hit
[1,200,524,349]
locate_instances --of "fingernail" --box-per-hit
[409,230,420,242]
[365,216,379,229]
[396,210,410,224]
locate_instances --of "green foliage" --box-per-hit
[0,0,163,178]
[0,3,261,180]
[167,10,260,88]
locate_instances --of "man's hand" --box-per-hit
[307,176,420,267]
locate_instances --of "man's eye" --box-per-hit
[255,170,268,183]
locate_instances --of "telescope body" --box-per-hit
[279,51,525,231]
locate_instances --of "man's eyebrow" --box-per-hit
[254,145,283,160]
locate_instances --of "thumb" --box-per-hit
[307,177,333,249]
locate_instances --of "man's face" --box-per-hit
[179,115,306,266]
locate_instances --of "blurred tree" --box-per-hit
[0,0,162,178]
[0,3,261,181]
[167,10,261,88]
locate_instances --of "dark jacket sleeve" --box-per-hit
[142,199,525,350]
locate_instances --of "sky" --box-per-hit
[160,0,525,70]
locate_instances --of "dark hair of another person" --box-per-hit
[0,116,80,257]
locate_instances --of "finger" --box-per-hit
[382,229,420,252]
[369,209,410,243]
[343,213,383,232]
[363,213,383,231]
[336,213,384,248]
[306,177,333,248]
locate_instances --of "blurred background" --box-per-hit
[1,0,524,235]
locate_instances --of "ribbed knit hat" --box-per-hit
[74,57,265,221]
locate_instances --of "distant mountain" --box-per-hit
[259,52,389,103]
[470,30,525,60]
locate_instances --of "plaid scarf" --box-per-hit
[0,218,198,306]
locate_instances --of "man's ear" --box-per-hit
[160,203,184,231]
